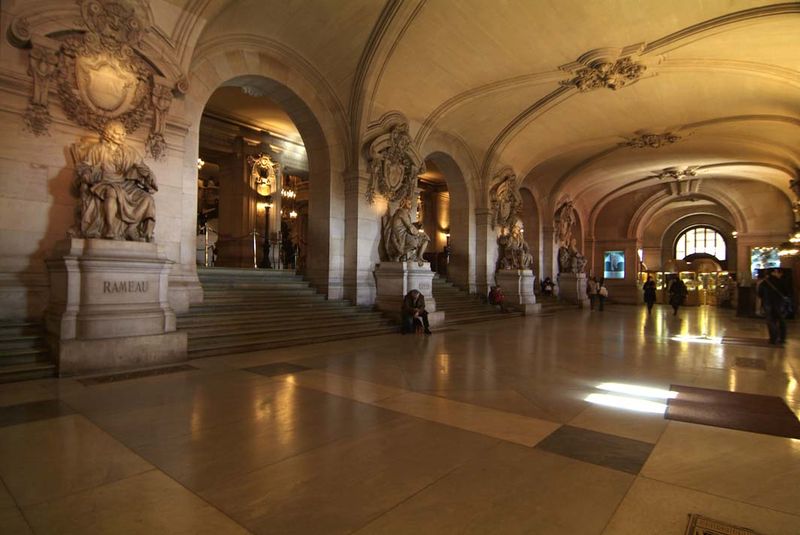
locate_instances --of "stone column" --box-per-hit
[542,225,555,280]
[475,208,494,297]
[343,172,380,305]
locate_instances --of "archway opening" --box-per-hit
[197,77,319,274]
[417,159,450,276]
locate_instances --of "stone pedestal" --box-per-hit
[45,239,187,376]
[495,269,541,315]
[374,261,445,327]
[558,272,590,307]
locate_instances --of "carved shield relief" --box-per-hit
[76,55,142,116]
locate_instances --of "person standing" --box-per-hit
[758,269,789,345]
[587,277,598,310]
[668,277,687,316]
[597,279,608,311]
[643,276,657,315]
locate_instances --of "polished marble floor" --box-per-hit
[0,304,798,534]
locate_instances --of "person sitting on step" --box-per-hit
[401,289,431,335]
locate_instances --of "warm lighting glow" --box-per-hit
[289,209,298,219]
[732,230,738,238]
[585,393,668,414]
[282,188,296,199]
[196,157,205,170]
[597,382,678,400]
[670,334,722,345]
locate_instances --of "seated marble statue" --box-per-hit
[497,225,532,270]
[383,197,430,265]
[71,120,157,242]
[557,237,586,274]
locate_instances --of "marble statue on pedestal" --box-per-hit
[70,120,157,242]
[382,197,430,265]
[497,224,533,270]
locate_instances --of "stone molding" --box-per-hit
[654,166,700,181]
[559,46,648,92]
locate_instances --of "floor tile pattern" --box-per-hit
[78,364,197,385]
[243,361,311,377]
[0,306,797,534]
[667,384,800,438]
[534,425,654,474]
[733,357,767,370]
[0,399,72,428]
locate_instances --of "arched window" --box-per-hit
[675,226,726,261]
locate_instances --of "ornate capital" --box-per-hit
[623,132,681,149]
[363,113,424,204]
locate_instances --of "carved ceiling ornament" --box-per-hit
[560,45,648,92]
[623,132,681,149]
[489,167,522,231]
[9,0,185,160]
[654,166,699,181]
[364,116,424,204]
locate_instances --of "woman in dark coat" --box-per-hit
[643,276,657,315]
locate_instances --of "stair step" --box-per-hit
[184,317,393,339]
[0,362,57,384]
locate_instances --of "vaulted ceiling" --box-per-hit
[157,0,800,232]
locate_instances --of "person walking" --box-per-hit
[587,277,598,310]
[597,279,608,311]
[643,275,657,315]
[758,269,790,345]
[668,277,687,316]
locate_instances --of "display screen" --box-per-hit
[603,251,625,279]
[750,247,779,278]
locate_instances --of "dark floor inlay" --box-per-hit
[733,357,767,370]
[79,364,197,385]
[686,514,762,534]
[721,336,774,348]
[245,362,311,377]
[534,425,653,475]
[0,399,75,428]
[667,384,800,439]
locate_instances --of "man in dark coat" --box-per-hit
[758,269,789,345]
[643,276,657,314]
[402,289,431,335]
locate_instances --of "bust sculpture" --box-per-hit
[381,197,430,265]
[70,120,157,242]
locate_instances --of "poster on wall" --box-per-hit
[603,251,625,279]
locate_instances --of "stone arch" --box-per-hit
[519,187,542,276]
[183,41,350,299]
[419,132,479,292]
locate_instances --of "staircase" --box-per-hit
[537,295,581,315]
[432,276,522,325]
[179,268,397,358]
[0,322,56,383]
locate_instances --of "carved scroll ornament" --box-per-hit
[9,0,185,160]
[489,168,522,230]
[365,123,424,204]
